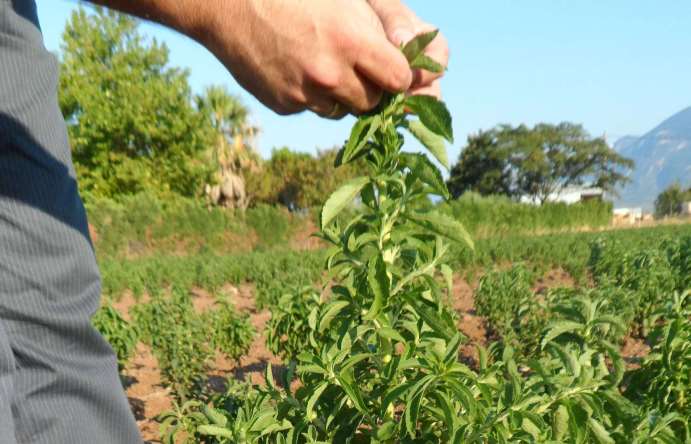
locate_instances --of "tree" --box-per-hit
[59,7,213,200]
[447,123,634,204]
[246,147,360,210]
[196,86,261,209]
[447,129,512,199]
[654,182,691,218]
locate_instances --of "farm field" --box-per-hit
[96,223,691,443]
[86,34,690,444]
[90,58,689,440]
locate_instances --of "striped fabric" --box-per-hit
[0,1,142,442]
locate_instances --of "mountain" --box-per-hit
[614,107,691,210]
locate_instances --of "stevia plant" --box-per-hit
[207,300,256,365]
[198,30,475,442]
[92,301,139,370]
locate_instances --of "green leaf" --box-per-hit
[406,210,474,249]
[202,405,227,427]
[402,30,440,62]
[541,321,584,349]
[553,405,569,440]
[400,152,449,199]
[375,421,397,441]
[404,95,453,142]
[440,264,454,294]
[587,417,615,444]
[378,327,406,343]
[321,176,369,229]
[406,120,449,170]
[306,382,329,421]
[340,115,381,165]
[337,374,368,414]
[318,300,350,333]
[410,54,444,73]
[197,425,233,438]
[364,254,389,320]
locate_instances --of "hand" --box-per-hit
[368,0,449,98]
[201,0,413,118]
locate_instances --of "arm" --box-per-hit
[87,0,447,117]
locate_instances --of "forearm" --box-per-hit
[86,0,219,42]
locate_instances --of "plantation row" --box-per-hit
[99,224,691,304]
[94,230,690,443]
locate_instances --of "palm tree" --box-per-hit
[196,86,261,209]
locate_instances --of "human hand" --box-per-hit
[368,0,449,98]
[201,0,413,118]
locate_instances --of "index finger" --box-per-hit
[353,33,413,93]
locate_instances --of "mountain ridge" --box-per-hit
[614,107,691,210]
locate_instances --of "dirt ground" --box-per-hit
[114,268,647,442]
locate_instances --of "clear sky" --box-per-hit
[36,0,691,163]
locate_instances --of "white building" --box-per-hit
[681,202,691,216]
[613,207,644,225]
[520,186,604,205]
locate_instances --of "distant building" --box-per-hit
[520,186,604,205]
[681,202,691,216]
[613,207,644,225]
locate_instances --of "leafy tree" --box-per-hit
[447,129,512,198]
[448,123,634,204]
[655,182,691,218]
[247,147,360,210]
[59,7,213,200]
[196,86,261,209]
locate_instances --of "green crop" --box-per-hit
[206,301,256,365]
[266,287,323,362]
[132,288,214,400]
[92,301,139,370]
[474,264,545,356]
[625,291,690,424]
[156,32,689,443]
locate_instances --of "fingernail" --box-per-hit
[392,29,415,46]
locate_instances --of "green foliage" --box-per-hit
[59,7,214,199]
[170,35,689,443]
[243,204,295,250]
[206,302,255,364]
[474,265,546,356]
[447,130,512,198]
[589,238,678,334]
[625,291,690,424]
[447,123,634,203]
[92,301,139,370]
[266,288,322,362]
[440,192,613,237]
[247,148,361,210]
[85,193,302,258]
[132,289,213,400]
[654,182,691,218]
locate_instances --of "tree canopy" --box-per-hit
[447,123,634,204]
[246,147,360,211]
[654,182,691,218]
[59,7,214,200]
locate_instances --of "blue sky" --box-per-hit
[36,0,691,163]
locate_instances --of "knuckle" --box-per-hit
[306,63,343,92]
